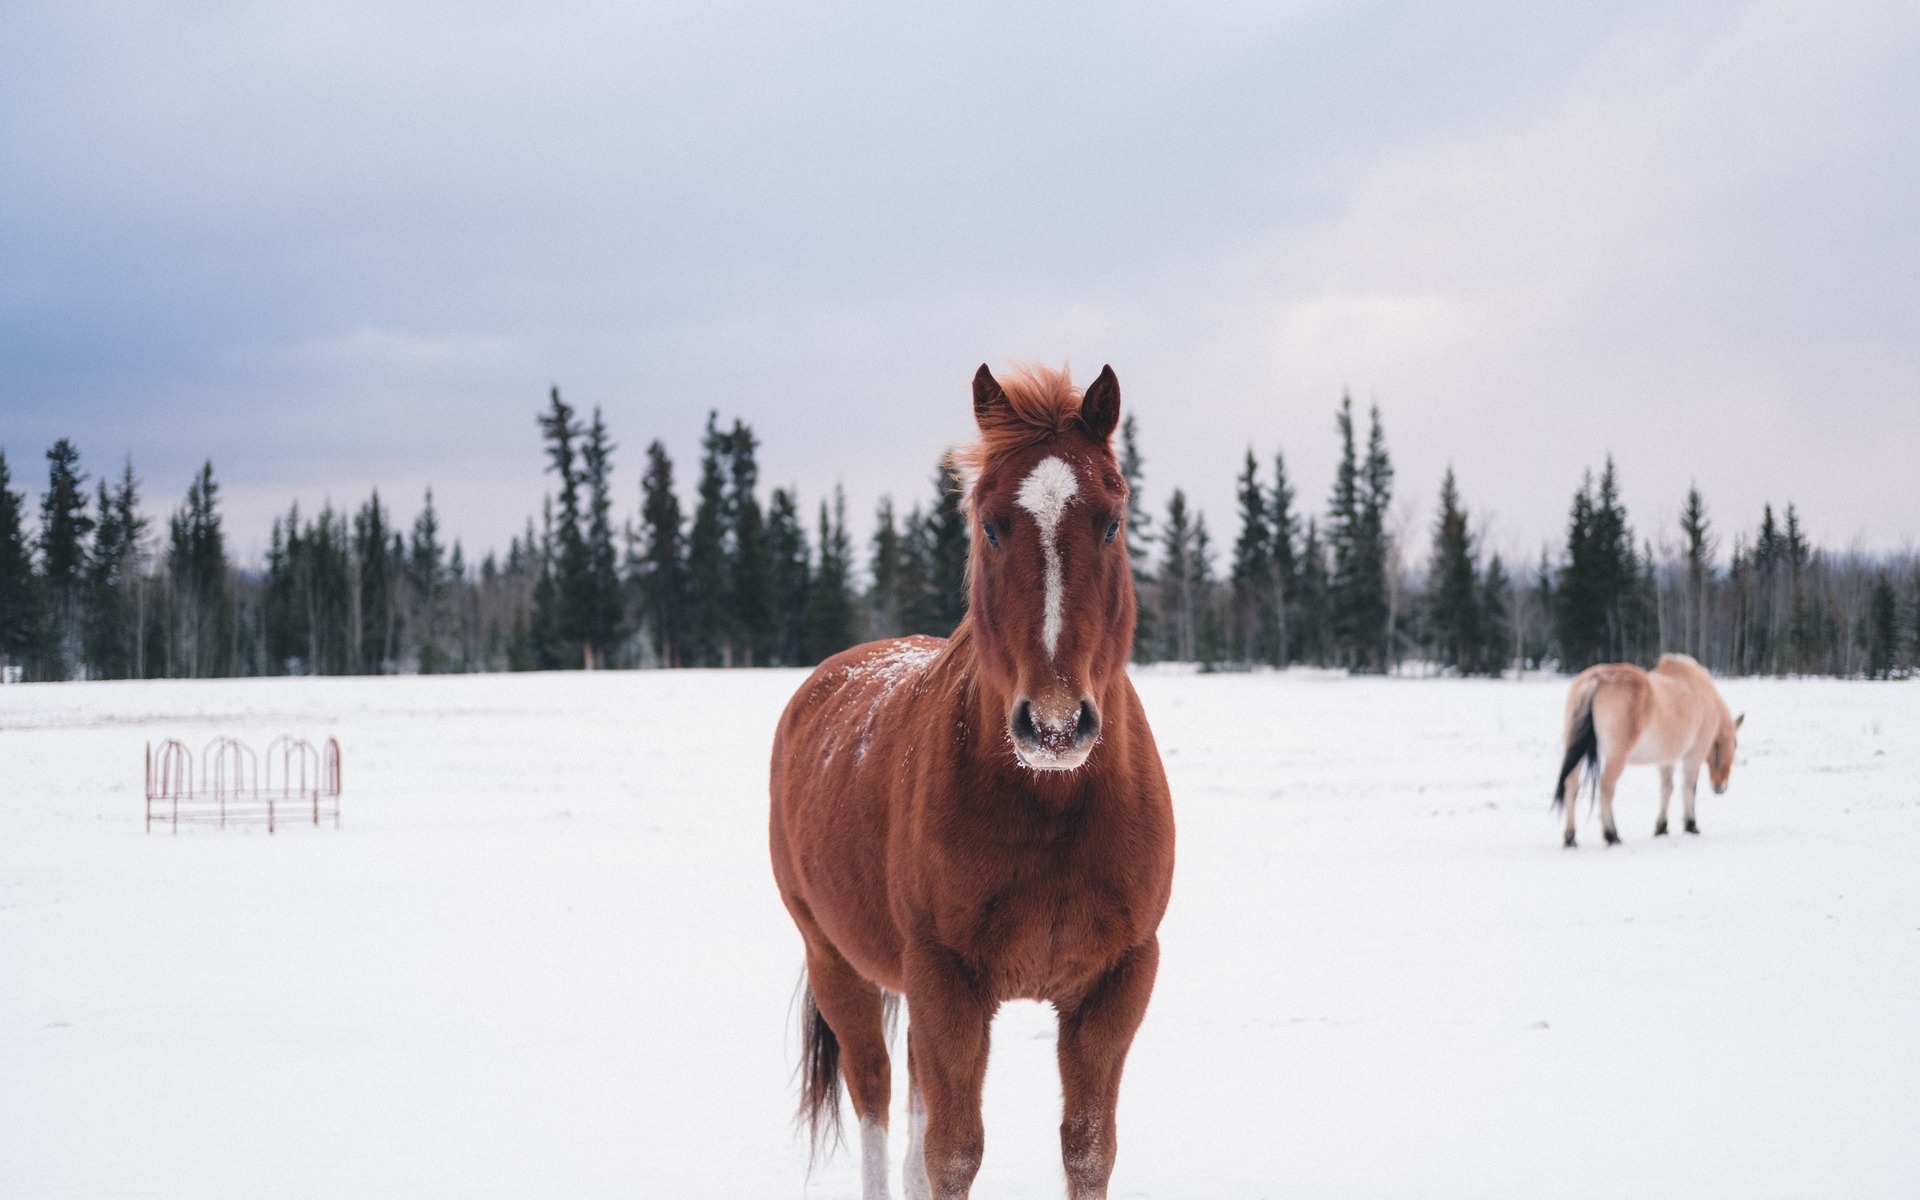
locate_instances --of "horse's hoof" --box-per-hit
[1563,831,1577,848]
[1685,819,1699,835]
[1604,829,1621,846]
[1653,820,1668,836]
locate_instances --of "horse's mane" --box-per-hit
[947,364,1094,514]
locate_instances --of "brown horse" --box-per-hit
[769,364,1175,1200]
[1554,653,1743,846]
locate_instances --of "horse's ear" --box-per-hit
[1081,364,1120,442]
[973,364,1009,429]
[1735,712,1745,729]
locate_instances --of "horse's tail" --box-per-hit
[797,977,844,1159]
[1554,679,1601,810]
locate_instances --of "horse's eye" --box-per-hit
[1104,520,1120,544]
[982,522,1000,548]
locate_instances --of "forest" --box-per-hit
[3,389,1915,682]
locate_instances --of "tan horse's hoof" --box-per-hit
[1654,819,1668,836]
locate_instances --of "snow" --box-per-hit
[3,669,1916,1199]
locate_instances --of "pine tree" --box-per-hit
[806,486,860,663]
[37,439,93,678]
[683,414,732,666]
[1269,451,1297,666]
[580,408,623,668]
[1229,450,1272,666]
[354,491,399,672]
[867,496,905,640]
[1679,485,1714,661]
[410,490,446,673]
[637,440,687,667]
[82,460,147,679]
[0,451,41,677]
[1426,467,1482,673]
[923,463,969,634]
[1294,519,1329,665]
[767,486,810,666]
[1556,459,1637,670]
[167,462,232,677]
[1158,489,1199,662]
[727,420,777,666]
[1193,512,1223,666]
[1326,397,1393,671]
[1119,412,1156,662]
[536,387,589,667]
[1865,572,1899,679]
[1481,553,1512,675]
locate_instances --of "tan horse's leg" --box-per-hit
[1683,756,1703,834]
[904,944,993,1200]
[805,938,896,1200]
[1655,765,1674,836]
[1597,752,1627,845]
[1056,939,1160,1200]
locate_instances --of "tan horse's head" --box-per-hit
[1709,711,1745,794]
[955,364,1134,772]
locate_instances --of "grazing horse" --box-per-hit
[1554,653,1743,846]
[769,364,1175,1200]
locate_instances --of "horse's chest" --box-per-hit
[939,865,1138,1002]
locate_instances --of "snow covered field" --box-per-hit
[3,668,1916,1199]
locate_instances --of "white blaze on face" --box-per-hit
[1015,455,1081,659]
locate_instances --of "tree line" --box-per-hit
[3,390,1916,681]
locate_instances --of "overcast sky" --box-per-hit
[3,1,1916,571]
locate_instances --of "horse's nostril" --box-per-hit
[1011,700,1038,746]
[1074,700,1100,747]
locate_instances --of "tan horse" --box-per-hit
[1554,653,1743,847]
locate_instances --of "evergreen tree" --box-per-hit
[167,462,232,677]
[1269,451,1297,665]
[1193,512,1223,666]
[1426,467,1482,673]
[536,386,589,667]
[637,440,687,667]
[1294,518,1330,665]
[1532,548,1557,668]
[923,463,970,633]
[354,490,399,672]
[1157,489,1199,661]
[728,420,777,665]
[1229,449,1273,665]
[1556,459,1637,670]
[1679,485,1714,661]
[38,439,93,677]
[580,408,622,667]
[806,486,860,663]
[1119,412,1156,662]
[1864,572,1899,679]
[82,460,147,679]
[1326,397,1393,671]
[683,413,731,666]
[767,486,810,666]
[866,496,905,640]
[410,490,446,673]
[0,451,41,676]
[1481,553,1512,675]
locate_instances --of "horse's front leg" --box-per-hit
[1655,764,1674,836]
[1056,938,1161,1200]
[903,943,993,1200]
[1682,756,1703,834]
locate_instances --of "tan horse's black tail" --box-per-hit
[797,980,844,1159]
[1554,684,1600,810]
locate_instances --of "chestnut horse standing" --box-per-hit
[1554,653,1743,846]
[769,365,1175,1200]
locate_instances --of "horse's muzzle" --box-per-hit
[1009,696,1101,771]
